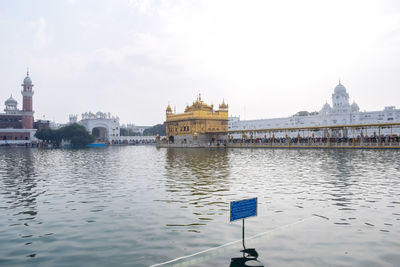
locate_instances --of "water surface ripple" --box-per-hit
[0,147,399,266]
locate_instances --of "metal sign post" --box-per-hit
[229,197,263,266]
[230,197,258,249]
[242,218,245,250]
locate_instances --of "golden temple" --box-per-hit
[164,95,228,145]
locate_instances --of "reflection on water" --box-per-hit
[230,248,264,267]
[2,149,37,210]
[0,149,41,258]
[322,150,357,212]
[162,149,231,230]
[0,147,400,267]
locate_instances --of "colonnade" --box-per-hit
[227,123,400,148]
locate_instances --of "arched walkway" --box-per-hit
[92,127,108,141]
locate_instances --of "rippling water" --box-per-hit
[0,147,399,266]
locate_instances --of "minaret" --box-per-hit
[21,70,34,129]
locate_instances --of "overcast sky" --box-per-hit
[1,0,400,125]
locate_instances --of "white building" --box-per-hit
[69,112,120,142]
[229,82,400,137]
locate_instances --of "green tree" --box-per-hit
[34,127,55,141]
[120,127,142,136]
[143,123,166,136]
[35,123,95,147]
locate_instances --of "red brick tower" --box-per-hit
[21,70,34,129]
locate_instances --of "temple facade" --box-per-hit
[165,95,228,145]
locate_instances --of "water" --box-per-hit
[0,147,399,266]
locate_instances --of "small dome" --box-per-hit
[320,102,332,115]
[23,76,32,85]
[23,70,33,86]
[219,99,228,110]
[184,104,190,112]
[321,102,331,110]
[5,95,18,105]
[334,81,347,94]
[351,101,360,112]
[166,104,172,113]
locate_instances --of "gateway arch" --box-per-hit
[70,112,120,143]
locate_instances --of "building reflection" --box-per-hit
[230,248,264,267]
[319,150,359,209]
[164,147,230,191]
[163,148,231,228]
[1,148,39,221]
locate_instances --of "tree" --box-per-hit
[35,128,55,142]
[143,123,166,136]
[59,123,95,147]
[294,111,310,116]
[120,127,141,136]
[35,123,95,147]
[293,110,319,116]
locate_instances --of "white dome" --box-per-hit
[320,102,332,115]
[5,95,17,105]
[334,82,347,94]
[321,102,331,110]
[351,101,360,112]
[23,75,32,85]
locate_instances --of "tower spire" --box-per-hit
[27,67,29,76]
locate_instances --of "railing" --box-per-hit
[0,140,31,145]
[226,139,400,148]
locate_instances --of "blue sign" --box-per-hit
[230,198,257,222]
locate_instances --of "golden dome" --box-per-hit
[166,104,172,113]
[185,94,213,112]
[184,104,190,112]
[219,99,228,110]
